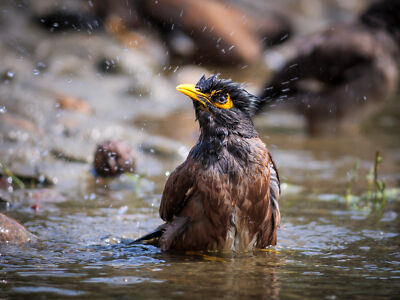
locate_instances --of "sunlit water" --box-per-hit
[1,105,400,299]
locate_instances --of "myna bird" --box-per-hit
[258,0,399,135]
[134,75,280,251]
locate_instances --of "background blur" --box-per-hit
[0,0,399,299]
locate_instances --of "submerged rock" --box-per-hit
[0,213,36,244]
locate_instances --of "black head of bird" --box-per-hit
[176,74,260,139]
[133,75,280,251]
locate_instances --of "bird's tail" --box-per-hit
[129,225,166,245]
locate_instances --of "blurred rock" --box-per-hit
[140,135,189,159]
[251,10,292,47]
[0,213,36,244]
[138,0,262,64]
[0,190,11,210]
[57,95,92,115]
[94,140,137,177]
[258,0,400,135]
[13,189,67,205]
[172,65,212,86]
[51,137,94,163]
[90,0,292,64]
[33,0,102,33]
[0,113,43,143]
[1,69,16,84]
[104,15,168,67]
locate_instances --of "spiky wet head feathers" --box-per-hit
[195,74,259,118]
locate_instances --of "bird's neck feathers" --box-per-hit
[195,107,258,139]
[189,110,259,167]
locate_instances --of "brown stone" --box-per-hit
[139,0,262,64]
[57,95,92,115]
[259,23,399,134]
[94,140,137,177]
[0,213,36,244]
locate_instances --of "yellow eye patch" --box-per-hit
[214,93,234,109]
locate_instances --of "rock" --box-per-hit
[0,190,11,210]
[173,65,212,86]
[32,0,101,33]
[104,14,168,67]
[140,135,189,159]
[1,68,15,84]
[0,113,43,143]
[258,2,400,135]
[13,189,67,206]
[57,95,92,115]
[0,213,36,244]
[51,137,94,163]
[94,140,137,177]
[0,143,53,185]
[139,0,262,64]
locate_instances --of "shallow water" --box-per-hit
[2,104,400,299]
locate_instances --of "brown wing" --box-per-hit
[268,154,281,230]
[247,140,281,248]
[159,158,197,222]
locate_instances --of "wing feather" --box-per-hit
[159,159,197,221]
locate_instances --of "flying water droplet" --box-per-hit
[6,70,14,78]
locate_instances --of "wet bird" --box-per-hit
[258,0,400,135]
[134,75,280,251]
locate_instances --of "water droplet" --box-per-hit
[38,175,46,183]
[0,106,7,114]
[280,34,289,41]
[33,69,40,76]
[6,70,14,78]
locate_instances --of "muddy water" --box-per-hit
[1,100,400,299]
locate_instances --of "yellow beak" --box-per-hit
[176,84,211,108]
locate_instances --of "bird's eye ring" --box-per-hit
[213,93,234,109]
[217,95,227,104]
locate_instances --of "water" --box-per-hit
[1,106,400,299]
